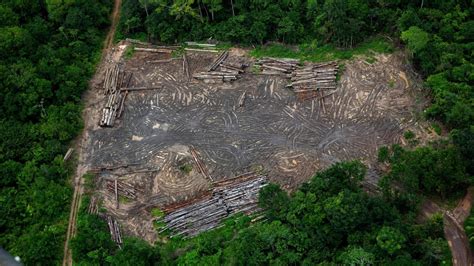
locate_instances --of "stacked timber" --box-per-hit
[157,175,267,237]
[288,61,338,92]
[214,176,267,214]
[288,61,338,101]
[255,57,299,75]
[100,64,132,127]
[106,179,137,200]
[193,51,246,83]
[107,216,123,246]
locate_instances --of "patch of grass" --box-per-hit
[171,45,185,58]
[124,44,135,59]
[119,195,132,204]
[365,56,377,64]
[388,79,396,88]
[179,163,193,174]
[250,44,301,60]
[151,208,165,218]
[250,36,393,62]
[153,219,168,236]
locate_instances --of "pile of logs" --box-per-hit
[255,57,299,75]
[156,174,267,237]
[214,176,267,214]
[106,216,123,247]
[193,51,246,83]
[287,61,338,100]
[106,179,137,200]
[100,64,132,127]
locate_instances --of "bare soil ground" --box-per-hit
[80,43,437,243]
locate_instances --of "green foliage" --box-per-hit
[339,247,375,266]
[108,238,161,265]
[69,162,451,265]
[401,26,430,53]
[250,37,393,62]
[398,6,473,130]
[179,163,193,174]
[381,144,471,199]
[432,123,442,135]
[3,0,471,264]
[0,0,112,264]
[404,130,415,140]
[376,226,406,255]
[117,0,401,47]
[378,146,390,162]
[70,213,116,265]
[151,208,165,218]
[465,208,474,249]
[84,173,96,189]
[124,44,135,59]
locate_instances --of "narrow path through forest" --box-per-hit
[61,0,122,265]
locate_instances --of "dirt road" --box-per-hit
[61,0,121,265]
[420,191,473,266]
[445,211,473,266]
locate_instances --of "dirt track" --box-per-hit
[61,0,122,265]
[420,189,474,266]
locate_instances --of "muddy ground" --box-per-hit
[84,42,435,243]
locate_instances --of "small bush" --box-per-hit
[404,130,415,140]
[179,163,193,174]
[378,146,390,162]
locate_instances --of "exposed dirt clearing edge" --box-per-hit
[61,0,122,265]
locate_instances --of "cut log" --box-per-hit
[120,86,164,91]
[183,53,190,80]
[134,47,173,53]
[185,42,217,47]
[63,148,74,161]
[184,48,220,53]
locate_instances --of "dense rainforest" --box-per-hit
[0,0,112,264]
[0,0,473,265]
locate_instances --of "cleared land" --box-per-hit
[82,41,431,243]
